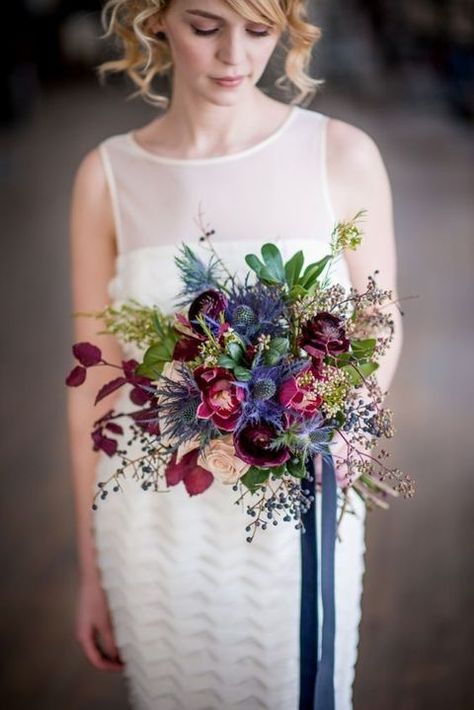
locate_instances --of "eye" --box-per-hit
[247,29,271,37]
[190,25,271,38]
[191,26,218,36]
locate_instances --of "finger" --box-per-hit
[78,630,124,672]
[98,622,123,664]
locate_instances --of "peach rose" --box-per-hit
[197,435,250,485]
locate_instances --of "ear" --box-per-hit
[148,14,166,36]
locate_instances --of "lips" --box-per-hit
[211,75,245,87]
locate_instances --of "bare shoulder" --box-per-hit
[325,116,389,219]
[72,146,109,210]
[71,145,115,247]
[326,117,382,170]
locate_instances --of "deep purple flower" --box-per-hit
[233,422,290,468]
[299,311,350,362]
[188,289,228,335]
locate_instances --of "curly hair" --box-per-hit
[96,0,324,107]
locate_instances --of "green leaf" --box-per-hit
[261,243,285,282]
[218,354,236,369]
[233,366,252,382]
[342,360,379,386]
[263,336,289,366]
[287,458,307,478]
[284,251,304,288]
[333,352,353,366]
[271,337,289,354]
[240,467,270,494]
[351,338,377,359]
[143,339,175,365]
[288,284,308,300]
[245,254,264,276]
[269,464,286,478]
[300,255,332,288]
[227,342,245,363]
[259,266,283,285]
[135,361,165,379]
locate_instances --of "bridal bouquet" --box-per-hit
[66,213,414,541]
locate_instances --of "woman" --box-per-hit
[68,1,403,708]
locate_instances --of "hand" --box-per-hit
[75,575,124,672]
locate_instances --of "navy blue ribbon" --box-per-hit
[299,451,337,710]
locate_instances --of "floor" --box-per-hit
[0,75,473,708]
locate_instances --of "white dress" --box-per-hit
[92,105,367,710]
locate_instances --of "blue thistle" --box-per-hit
[226,275,286,341]
[234,361,303,433]
[174,243,223,307]
[286,411,334,459]
[154,362,217,447]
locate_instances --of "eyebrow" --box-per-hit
[185,10,225,20]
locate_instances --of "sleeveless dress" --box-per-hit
[92,105,367,710]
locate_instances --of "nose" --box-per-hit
[216,27,246,66]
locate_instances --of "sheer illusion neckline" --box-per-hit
[126,105,300,166]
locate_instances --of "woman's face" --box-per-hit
[152,0,283,105]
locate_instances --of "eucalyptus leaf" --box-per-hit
[300,255,332,287]
[288,285,308,300]
[259,266,283,285]
[284,251,304,288]
[262,337,288,366]
[227,342,245,363]
[233,366,252,382]
[218,354,236,369]
[245,254,264,276]
[261,243,285,281]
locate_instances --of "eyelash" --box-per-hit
[191,26,270,38]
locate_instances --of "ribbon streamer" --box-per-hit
[299,451,337,710]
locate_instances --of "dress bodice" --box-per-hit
[98,105,352,356]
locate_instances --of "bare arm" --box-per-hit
[67,146,123,583]
[324,118,404,483]
[326,118,403,396]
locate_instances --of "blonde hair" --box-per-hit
[97,0,324,107]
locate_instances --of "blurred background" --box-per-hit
[1,0,473,708]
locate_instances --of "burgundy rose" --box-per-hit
[233,422,291,468]
[194,365,245,432]
[299,311,350,362]
[188,289,228,335]
[279,363,324,417]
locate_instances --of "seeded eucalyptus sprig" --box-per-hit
[73,298,170,350]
